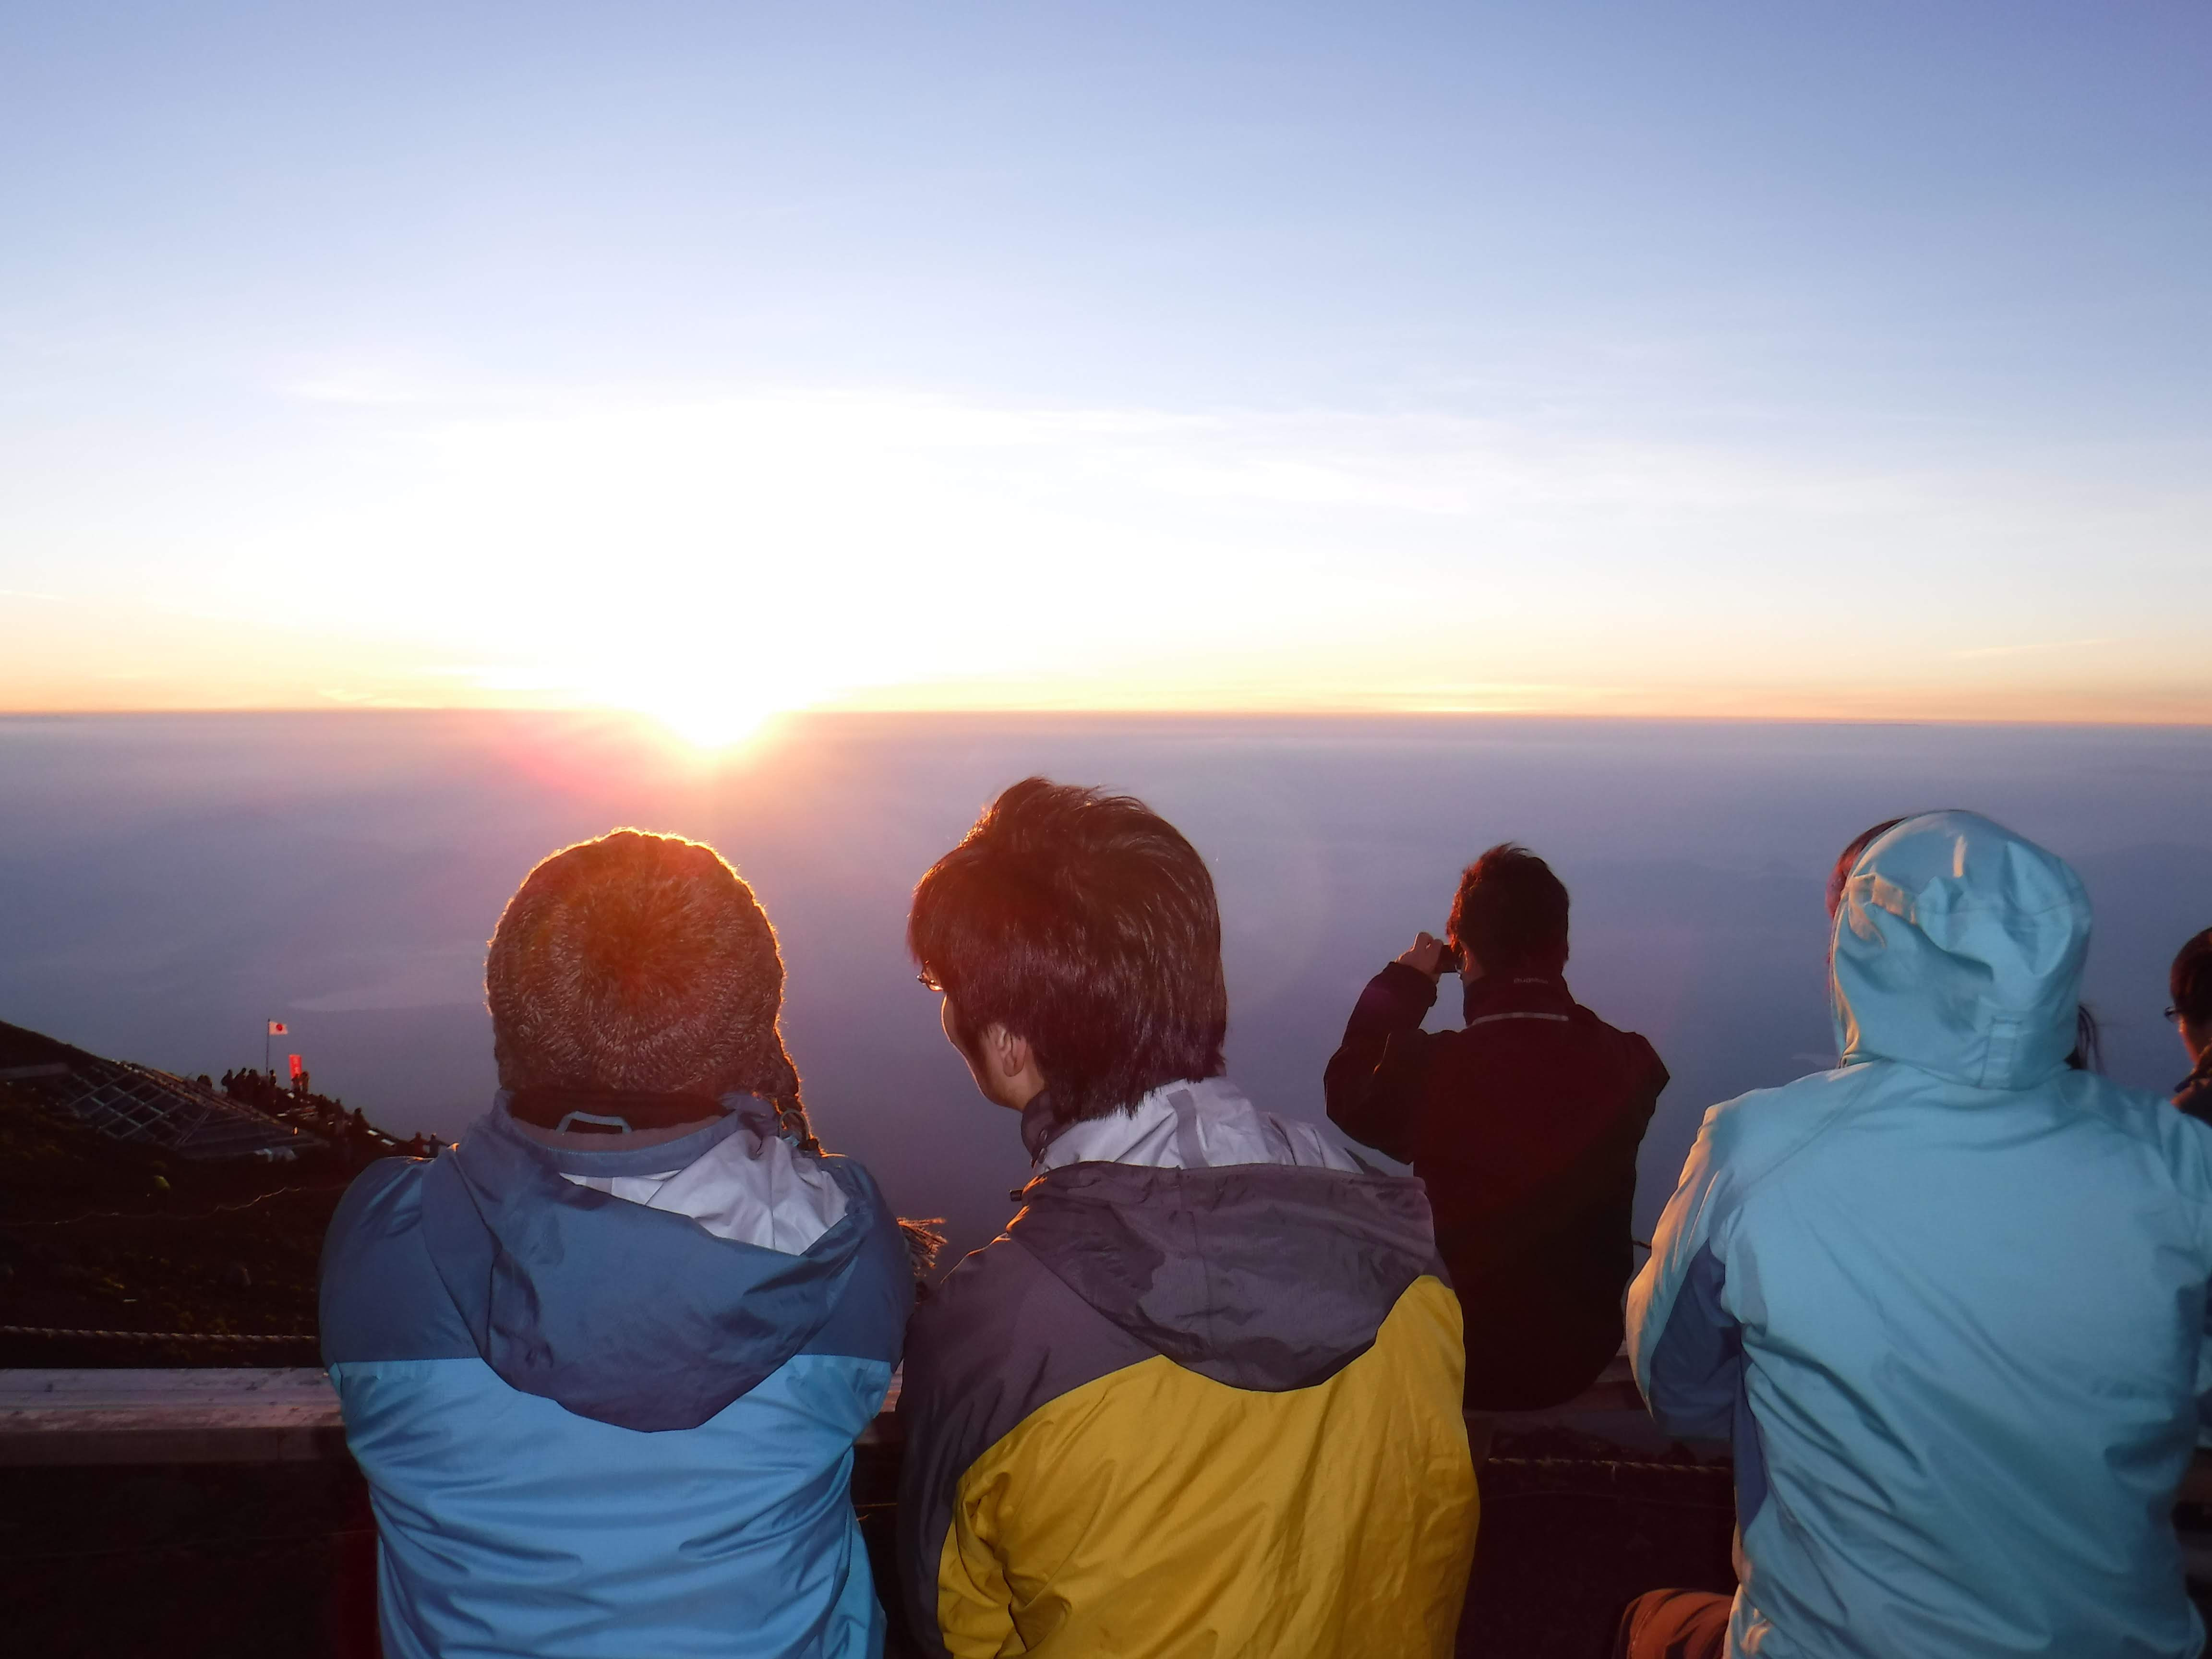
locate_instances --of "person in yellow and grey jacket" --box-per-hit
[898,778,1478,1659]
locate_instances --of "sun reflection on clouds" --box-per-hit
[294,389,1363,732]
[5,383,2204,724]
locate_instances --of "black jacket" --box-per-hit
[1324,964,1666,1411]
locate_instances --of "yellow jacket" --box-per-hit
[898,1125,1477,1657]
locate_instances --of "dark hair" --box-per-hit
[1447,844,1569,976]
[2172,929,2212,1028]
[908,778,1227,1128]
[2066,1005,2104,1073]
[1826,818,1909,920]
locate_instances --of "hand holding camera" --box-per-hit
[1395,931,1460,981]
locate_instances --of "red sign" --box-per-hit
[288,1054,303,1082]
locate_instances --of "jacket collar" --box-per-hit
[491,1090,766,1175]
[1461,973,1574,1026]
[1025,1075,1357,1174]
[1019,1091,1064,1163]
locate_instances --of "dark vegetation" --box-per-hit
[0,1081,409,1369]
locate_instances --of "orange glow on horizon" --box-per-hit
[0,589,2205,734]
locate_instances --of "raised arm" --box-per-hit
[1323,941,1445,1165]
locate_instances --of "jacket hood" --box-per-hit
[417,1103,889,1431]
[1007,1159,1439,1391]
[1029,1075,1361,1175]
[1832,810,2090,1090]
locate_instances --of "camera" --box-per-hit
[1434,940,1461,974]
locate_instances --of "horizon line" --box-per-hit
[2,702,2210,733]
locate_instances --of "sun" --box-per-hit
[642,693,782,750]
[572,662,791,751]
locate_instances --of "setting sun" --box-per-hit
[646,695,780,751]
[564,663,793,751]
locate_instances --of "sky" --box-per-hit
[2,2,2207,736]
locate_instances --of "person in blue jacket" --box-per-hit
[1621,810,2212,1659]
[320,829,913,1659]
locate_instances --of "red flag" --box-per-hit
[288,1054,303,1082]
[268,1020,288,1036]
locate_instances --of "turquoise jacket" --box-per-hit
[1630,812,2212,1659]
[321,1102,912,1659]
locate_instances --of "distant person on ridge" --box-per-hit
[2170,926,2212,1125]
[319,830,912,1659]
[896,779,1476,1659]
[1324,843,1667,1410]
[1618,813,2212,1659]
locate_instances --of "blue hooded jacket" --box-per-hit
[321,1100,912,1659]
[1629,812,2212,1659]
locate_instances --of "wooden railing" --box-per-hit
[9,1362,2207,1506]
[0,1367,908,1465]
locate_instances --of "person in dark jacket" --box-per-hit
[1325,842,1667,1410]
[898,779,1476,1659]
[2172,926,2212,1125]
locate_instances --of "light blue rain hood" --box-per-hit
[1832,810,2089,1090]
[1632,806,2212,1659]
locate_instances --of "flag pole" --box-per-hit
[265,1020,272,1082]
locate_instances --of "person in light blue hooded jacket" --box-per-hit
[321,830,913,1659]
[1622,810,2212,1659]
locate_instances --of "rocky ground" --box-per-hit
[0,1083,407,1369]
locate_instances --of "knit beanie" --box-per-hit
[486,828,818,1151]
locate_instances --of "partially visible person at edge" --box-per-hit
[2171,926,2212,1125]
[1618,811,2212,1659]
[1323,843,1667,1410]
[319,830,914,1659]
[895,779,1477,1659]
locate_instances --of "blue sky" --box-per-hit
[3,2,2207,730]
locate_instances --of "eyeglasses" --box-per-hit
[917,971,944,993]
[2168,1006,2183,1022]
